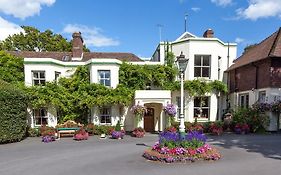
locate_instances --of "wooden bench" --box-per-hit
[57,127,80,138]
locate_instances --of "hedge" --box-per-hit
[0,80,27,144]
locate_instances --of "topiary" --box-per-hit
[115,120,121,131]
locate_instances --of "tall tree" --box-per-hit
[0,26,90,52]
[0,51,24,84]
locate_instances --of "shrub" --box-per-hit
[164,126,177,133]
[115,120,121,131]
[85,123,94,135]
[39,125,56,137]
[0,81,27,144]
[232,108,269,133]
[27,127,40,137]
[94,125,115,135]
[209,121,223,135]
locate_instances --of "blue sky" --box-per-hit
[0,0,280,59]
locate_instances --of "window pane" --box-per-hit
[202,97,209,107]
[203,56,210,66]
[201,108,209,118]
[101,116,106,123]
[194,56,201,66]
[104,71,110,78]
[40,80,46,85]
[202,67,209,77]
[194,67,201,77]
[105,80,110,87]
[33,72,38,78]
[194,97,200,107]
[40,72,45,78]
[34,80,40,85]
[106,116,111,123]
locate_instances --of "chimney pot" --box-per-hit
[203,29,214,38]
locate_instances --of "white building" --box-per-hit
[10,29,237,131]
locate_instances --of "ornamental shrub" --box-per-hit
[0,80,27,144]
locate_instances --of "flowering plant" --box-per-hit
[234,123,250,134]
[111,130,125,139]
[131,104,146,115]
[163,104,177,117]
[143,130,221,163]
[132,127,145,138]
[74,128,89,141]
[209,122,223,136]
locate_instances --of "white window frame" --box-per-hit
[194,96,210,119]
[194,55,211,78]
[98,70,111,87]
[55,71,61,82]
[99,107,111,125]
[33,108,48,126]
[239,93,249,108]
[32,71,46,85]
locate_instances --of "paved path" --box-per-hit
[0,133,280,175]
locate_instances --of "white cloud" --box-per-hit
[236,0,281,20]
[211,0,232,7]
[0,0,55,19]
[63,24,120,47]
[191,7,201,12]
[235,37,245,44]
[0,17,23,40]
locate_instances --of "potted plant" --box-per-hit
[111,120,125,139]
[131,103,146,127]
[132,127,145,138]
[163,103,176,127]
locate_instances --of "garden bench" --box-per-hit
[57,128,80,138]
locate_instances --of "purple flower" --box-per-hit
[185,131,206,143]
[159,131,180,143]
[163,104,177,116]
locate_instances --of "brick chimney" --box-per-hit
[72,32,83,58]
[203,29,214,38]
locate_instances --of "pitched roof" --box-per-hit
[227,27,281,71]
[7,51,143,62]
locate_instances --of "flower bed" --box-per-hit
[142,131,221,163]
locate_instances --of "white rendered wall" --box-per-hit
[90,64,120,88]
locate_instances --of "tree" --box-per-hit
[0,26,90,52]
[0,51,24,84]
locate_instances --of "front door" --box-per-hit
[144,108,154,132]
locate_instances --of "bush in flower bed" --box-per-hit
[142,131,221,163]
[234,123,250,134]
[74,128,89,141]
[132,127,145,138]
[209,121,223,136]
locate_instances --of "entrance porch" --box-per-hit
[134,90,171,132]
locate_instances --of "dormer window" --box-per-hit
[98,70,111,87]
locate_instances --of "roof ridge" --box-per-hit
[269,27,281,56]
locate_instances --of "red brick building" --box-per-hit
[226,27,281,131]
